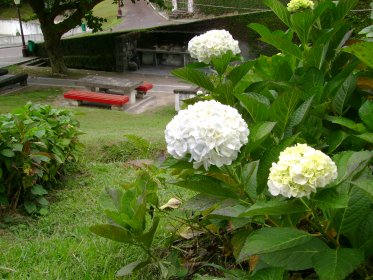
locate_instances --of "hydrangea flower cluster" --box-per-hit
[188,30,241,64]
[268,144,338,198]
[165,100,249,170]
[287,0,314,12]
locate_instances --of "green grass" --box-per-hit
[0,88,179,279]
[92,0,123,31]
[5,65,87,79]
[0,3,35,21]
[0,162,142,279]
[0,87,173,144]
[0,88,62,112]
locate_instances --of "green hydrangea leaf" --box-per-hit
[237,227,312,262]
[313,248,364,280]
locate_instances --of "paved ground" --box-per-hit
[0,46,36,68]
[112,0,171,32]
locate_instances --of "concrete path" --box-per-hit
[112,0,170,32]
[0,46,36,68]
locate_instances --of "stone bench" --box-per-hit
[173,86,200,111]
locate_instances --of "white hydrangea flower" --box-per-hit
[268,144,338,198]
[287,0,314,12]
[165,100,249,170]
[188,30,241,64]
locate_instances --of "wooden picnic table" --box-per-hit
[75,75,142,105]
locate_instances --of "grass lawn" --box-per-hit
[92,0,124,31]
[0,3,34,20]
[0,87,182,279]
[5,65,87,79]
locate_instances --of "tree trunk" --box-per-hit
[43,29,68,75]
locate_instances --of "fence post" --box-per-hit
[188,0,194,13]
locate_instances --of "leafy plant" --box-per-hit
[90,167,175,278]
[0,103,82,214]
[92,0,373,278]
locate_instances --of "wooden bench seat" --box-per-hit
[135,81,153,98]
[0,73,28,89]
[63,90,129,109]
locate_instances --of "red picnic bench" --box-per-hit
[64,90,129,110]
[135,81,153,98]
[63,81,154,110]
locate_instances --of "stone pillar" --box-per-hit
[187,0,194,13]
[172,0,177,11]
[115,33,140,72]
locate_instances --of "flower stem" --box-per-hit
[223,165,241,185]
[300,198,338,247]
[223,165,254,203]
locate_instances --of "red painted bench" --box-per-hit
[63,90,129,109]
[135,81,153,98]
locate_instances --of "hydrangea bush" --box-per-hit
[93,0,373,278]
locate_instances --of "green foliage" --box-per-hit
[167,0,372,277]
[343,41,373,68]
[35,33,117,71]
[90,167,168,277]
[95,0,373,278]
[313,248,365,280]
[0,0,13,8]
[0,103,82,213]
[237,227,315,261]
[84,10,107,33]
[63,55,115,71]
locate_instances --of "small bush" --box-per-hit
[63,55,116,72]
[0,103,82,214]
[99,135,160,163]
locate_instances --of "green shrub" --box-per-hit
[99,135,160,163]
[0,0,13,8]
[0,103,82,214]
[34,32,119,71]
[63,55,116,72]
